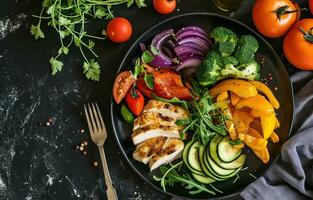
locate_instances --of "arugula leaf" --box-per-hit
[144,73,154,89]
[49,57,63,75]
[141,51,154,64]
[83,60,100,81]
[153,161,215,195]
[229,139,243,145]
[30,24,45,39]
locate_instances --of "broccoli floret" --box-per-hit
[197,51,223,86]
[221,61,260,80]
[211,27,239,57]
[234,35,259,65]
[222,56,239,66]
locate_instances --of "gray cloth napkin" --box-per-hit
[241,71,313,200]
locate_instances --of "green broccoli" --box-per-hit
[211,27,238,57]
[234,35,259,65]
[197,51,223,86]
[222,56,239,66]
[221,61,260,80]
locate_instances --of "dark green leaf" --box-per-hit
[30,24,45,39]
[144,73,154,89]
[175,119,190,126]
[49,57,63,75]
[121,105,134,123]
[141,51,154,64]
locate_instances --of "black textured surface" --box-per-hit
[0,0,309,200]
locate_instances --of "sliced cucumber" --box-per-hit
[188,141,202,172]
[198,145,222,181]
[218,136,242,163]
[210,135,246,170]
[183,140,205,176]
[192,173,216,184]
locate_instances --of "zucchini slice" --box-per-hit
[210,135,246,169]
[183,140,205,176]
[198,145,222,181]
[217,136,242,163]
[192,173,216,184]
[188,141,202,172]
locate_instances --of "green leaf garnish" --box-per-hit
[30,24,45,39]
[49,57,63,75]
[83,60,100,81]
[144,73,154,89]
[141,51,154,64]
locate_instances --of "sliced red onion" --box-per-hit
[174,46,204,60]
[149,29,175,67]
[175,56,202,71]
[176,27,209,42]
[176,26,208,38]
[140,43,146,51]
[179,42,208,54]
[177,37,210,51]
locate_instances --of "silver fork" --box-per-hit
[84,103,118,200]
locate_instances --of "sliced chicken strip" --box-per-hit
[142,100,189,120]
[149,138,184,171]
[133,112,177,131]
[133,137,167,164]
[132,124,184,145]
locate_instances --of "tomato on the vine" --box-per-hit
[106,17,132,43]
[153,0,176,15]
[283,18,313,70]
[252,0,301,38]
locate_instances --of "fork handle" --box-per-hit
[98,146,118,200]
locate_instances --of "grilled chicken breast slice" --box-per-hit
[132,124,184,145]
[133,112,177,131]
[149,138,184,171]
[142,99,189,120]
[133,137,168,164]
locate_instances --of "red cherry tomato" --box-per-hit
[106,17,132,43]
[153,0,176,15]
[113,71,135,104]
[125,88,144,116]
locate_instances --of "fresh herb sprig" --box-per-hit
[153,161,216,195]
[31,0,146,81]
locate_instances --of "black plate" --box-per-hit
[110,13,294,199]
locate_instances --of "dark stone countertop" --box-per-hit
[0,0,309,199]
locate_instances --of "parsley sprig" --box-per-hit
[31,0,146,81]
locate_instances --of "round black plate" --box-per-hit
[110,12,294,199]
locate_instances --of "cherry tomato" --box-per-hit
[113,71,135,104]
[153,69,192,100]
[283,18,313,70]
[106,17,132,43]
[310,0,313,15]
[125,88,144,116]
[252,0,300,38]
[153,0,176,15]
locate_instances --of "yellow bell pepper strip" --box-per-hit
[233,143,245,150]
[216,91,229,111]
[236,94,275,117]
[275,115,280,129]
[269,132,280,143]
[249,80,280,109]
[244,128,268,150]
[232,110,255,135]
[230,92,241,106]
[226,120,238,141]
[209,79,258,98]
[260,113,277,139]
[253,148,270,164]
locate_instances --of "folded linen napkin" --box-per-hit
[241,71,313,200]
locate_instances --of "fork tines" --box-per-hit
[84,103,105,135]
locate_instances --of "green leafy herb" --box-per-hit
[144,73,154,89]
[150,45,160,55]
[141,51,155,64]
[83,60,100,81]
[49,57,63,75]
[121,105,134,123]
[151,94,189,110]
[31,0,146,81]
[229,139,243,145]
[153,161,215,195]
[133,59,144,79]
